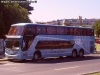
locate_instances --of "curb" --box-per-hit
[0,57,7,61]
[83,71,100,75]
[94,51,100,54]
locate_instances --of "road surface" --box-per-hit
[0,54,100,75]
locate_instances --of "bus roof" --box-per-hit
[11,23,94,29]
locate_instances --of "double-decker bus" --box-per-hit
[5,23,95,61]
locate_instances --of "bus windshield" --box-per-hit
[5,38,21,50]
[8,26,25,35]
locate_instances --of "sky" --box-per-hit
[29,0,100,22]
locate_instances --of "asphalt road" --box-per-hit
[0,54,100,75]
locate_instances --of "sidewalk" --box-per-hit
[94,50,100,54]
[0,55,7,61]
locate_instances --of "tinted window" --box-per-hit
[70,28,74,35]
[26,26,35,35]
[87,29,94,36]
[65,28,70,35]
[47,27,56,34]
[35,40,75,49]
[57,27,65,34]
[41,26,46,34]
[74,28,77,35]
[8,26,24,35]
[80,28,83,35]
[37,26,42,34]
[82,29,87,36]
[76,28,81,35]
[91,29,94,36]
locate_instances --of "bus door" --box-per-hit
[22,26,36,58]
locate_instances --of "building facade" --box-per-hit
[36,16,99,27]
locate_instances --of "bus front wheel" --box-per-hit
[33,53,40,62]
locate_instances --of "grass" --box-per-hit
[86,72,100,75]
[95,44,100,50]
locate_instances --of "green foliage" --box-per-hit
[57,21,61,25]
[81,25,89,27]
[94,19,100,37]
[0,1,33,38]
[4,3,29,22]
[19,1,33,14]
[63,22,71,26]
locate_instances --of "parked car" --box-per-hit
[95,39,100,44]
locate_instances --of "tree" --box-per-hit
[0,2,33,38]
[62,19,71,26]
[63,22,71,26]
[93,19,100,37]
[56,20,61,25]
[18,0,34,14]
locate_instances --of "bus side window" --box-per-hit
[47,27,51,34]
[85,29,87,36]
[57,27,64,35]
[70,28,74,35]
[26,26,32,35]
[52,27,56,34]
[80,28,82,36]
[77,28,80,35]
[91,29,94,36]
[47,27,56,34]
[37,26,42,34]
[66,28,70,35]
[88,29,94,36]
[25,26,36,35]
[74,28,77,35]
[41,27,46,34]
[87,29,90,36]
[82,29,87,36]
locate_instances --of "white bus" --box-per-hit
[5,23,95,61]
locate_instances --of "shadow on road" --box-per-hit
[10,54,100,64]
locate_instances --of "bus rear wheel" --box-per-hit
[72,50,77,58]
[79,50,84,57]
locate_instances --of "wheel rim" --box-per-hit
[73,51,76,57]
[34,54,39,60]
[79,51,83,57]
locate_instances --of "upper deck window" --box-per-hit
[37,26,42,34]
[41,27,46,34]
[57,27,65,34]
[47,27,56,34]
[82,29,87,36]
[26,26,36,35]
[74,28,81,35]
[87,29,94,36]
[8,26,24,35]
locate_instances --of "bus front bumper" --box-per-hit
[5,53,20,60]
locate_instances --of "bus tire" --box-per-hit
[72,50,77,58]
[8,59,13,61]
[33,53,40,62]
[79,49,84,57]
[59,56,63,59]
[20,59,26,62]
